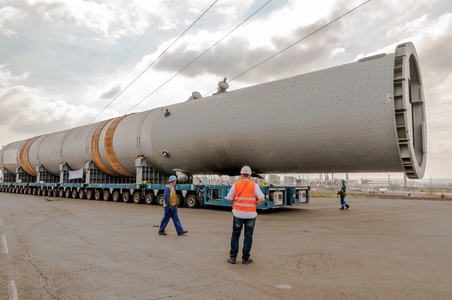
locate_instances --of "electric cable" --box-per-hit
[88,0,219,124]
[203,0,371,95]
[98,0,177,89]
[428,101,452,108]
[125,0,272,113]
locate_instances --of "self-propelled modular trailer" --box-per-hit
[0,174,310,210]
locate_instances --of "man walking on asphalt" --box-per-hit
[158,175,188,236]
[226,166,265,264]
[339,179,350,210]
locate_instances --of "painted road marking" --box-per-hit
[9,280,19,300]
[1,234,9,254]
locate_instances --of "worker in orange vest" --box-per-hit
[158,175,188,236]
[225,166,265,264]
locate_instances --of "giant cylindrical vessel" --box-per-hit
[0,42,427,179]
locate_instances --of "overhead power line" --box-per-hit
[88,0,219,124]
[98,0,177,89]
[204,0,371,95]
[427,100,452,107]
[424,81,452,90]
[125,0,273,113]
[428,110,452,116]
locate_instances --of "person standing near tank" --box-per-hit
[225,166,265,264]
[158,175,188,236]
[339,179,350,210]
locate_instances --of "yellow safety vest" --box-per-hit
[163,186,177,207]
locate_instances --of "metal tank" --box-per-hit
[0,42,426,179]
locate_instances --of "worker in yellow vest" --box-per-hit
[158,175,187,236]
[225,166,265,264]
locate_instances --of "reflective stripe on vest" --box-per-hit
[163,186,178,207]
[233,180,257,212]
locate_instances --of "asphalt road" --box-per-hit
[0,193,451,299]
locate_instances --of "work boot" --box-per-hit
[227,258,236,264]
[178,230,188,236]
[242,259,253,265]
[346,205,350,209]
[339,207,344,210]
[158,231,167,236]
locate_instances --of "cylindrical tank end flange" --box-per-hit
[393,42,427,179]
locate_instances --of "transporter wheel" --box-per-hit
[103,190,110,201]
[47,189,52,196]
[19,187,24,194]
[78,189,84,199]
[32,187,37,195]
[157,193,164,206]
[186,194,198,209]
[52,189,58,197]
[37,189,42,196]
[144,192,156,205]
[58,189,64,197]
[65,189,71,198]
[86,189,93,200]
[132,191,141,204]
[112,190,120,202]
[72,189,78,198]
[122,191,131,203]
[94,189,102,201]
[176,194,184,207]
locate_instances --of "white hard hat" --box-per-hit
[240,166,252,175]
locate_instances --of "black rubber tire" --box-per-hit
[133,191,141,204]
[94,189,102,200]
[103,190,110,201]
[112,190,120,202]
[144,192,156,205]
[78,189,84,199]
[177,194,184,207]
[65,189,71,198]
[86,189,93,200]
[186,194,198,209]
[157,193,165,206]
[122,191,131,203]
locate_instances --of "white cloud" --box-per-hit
[0,65,94,145]
[0,0,451,178]
[0,5,22,37]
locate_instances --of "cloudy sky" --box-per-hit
[1,0,451,179]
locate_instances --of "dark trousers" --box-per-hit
[159,206,183,234]
[340,195,349,208]
[230,216,256,261]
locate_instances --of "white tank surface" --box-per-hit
[0,42,426,179]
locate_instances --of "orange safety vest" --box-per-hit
[233,179,257,212]
[163,186,178,207]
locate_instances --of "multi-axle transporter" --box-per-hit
[0,42,426,208]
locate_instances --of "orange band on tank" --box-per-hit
[19,136,40,177]
[104,115,134,177]
[23,136,40,176]
[91,119,120,177]
[19,139,33,176]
